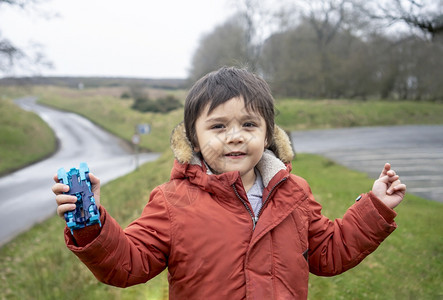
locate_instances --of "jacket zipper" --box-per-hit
[232,184,257,230]
[232,177,287,231]
[256,177,287,221]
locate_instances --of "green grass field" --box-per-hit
[35,86,186,153]
[0,90,56,175]
[0,86,442,299]
[275,98,443,130]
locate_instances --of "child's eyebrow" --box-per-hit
[241,114,263,122]
[204,114,262,124]
[204,116,229,123]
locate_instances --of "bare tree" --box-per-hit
[188,16,250,83]
[296,0,362,97]
[0,0,53,75]
[357,0,443,41]
[0,37,23,72]
[230,0,299,72]
[189,0,441,100]
[303,0,348,47]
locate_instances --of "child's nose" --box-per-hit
[226,126,245,144]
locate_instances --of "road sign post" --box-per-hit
[133,124,150,169]
[132,134,140,169]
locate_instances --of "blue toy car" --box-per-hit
[57,162,101,234]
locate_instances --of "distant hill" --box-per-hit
[0,76,187,90]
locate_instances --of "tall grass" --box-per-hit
[275,98,443,130]
[0,96,56,175]
[36,87,443,152]
[35,86,185,153]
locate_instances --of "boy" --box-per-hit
[52,67,406,299]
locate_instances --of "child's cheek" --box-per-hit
[200,140,220,162]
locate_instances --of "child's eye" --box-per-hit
[211,124,225,130]
[243,122,257,128]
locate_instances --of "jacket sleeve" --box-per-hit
[65,186,171,287]
[298,179,397,276]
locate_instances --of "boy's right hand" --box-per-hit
[52,173,101,219]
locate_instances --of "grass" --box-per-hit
[275,98,443,130]
[0,92,56,175]
[296,155,443,300]
[35,87,443,152]
[1,86,442,299]
[35,86,186,153]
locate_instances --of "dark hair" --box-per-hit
[184,66,275,148]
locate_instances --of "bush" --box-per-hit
[157,95,182,113]
[120,91,131,99]
[131,95,182,113]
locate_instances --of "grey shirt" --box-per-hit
[247,169,264,218]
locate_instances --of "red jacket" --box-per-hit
[65,124,397,299]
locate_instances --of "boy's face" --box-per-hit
[194,97,267,188]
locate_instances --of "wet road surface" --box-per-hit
[291,125,443,202]
[0,97,160,246]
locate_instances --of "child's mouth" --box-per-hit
[225,152,246,157]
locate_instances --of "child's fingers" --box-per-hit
[55,194,77,218]
[88,173,101,206]
[388,174,400,182]
[376,174,393,185]
[88,173,100,191]
[52,183,69,195]
[387,178,404,194]
[88,173,100,187]
[55,194,77,206]
[57,203,76,218]
[387,169,396,177]
[379,163,391,178]
[388,183,407,195]
[395,183,407,193]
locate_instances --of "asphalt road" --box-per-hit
[0,97,160,247]
[291,125,443,203]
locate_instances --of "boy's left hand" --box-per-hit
[372,163,406,209]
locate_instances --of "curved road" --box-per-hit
[0,97,160,246]
[291,125,443,203]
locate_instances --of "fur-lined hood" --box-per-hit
[170,122,294,188]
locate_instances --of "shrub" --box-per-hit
[156,95,182,113]
[120,91,131,99]
[131,94,182,113]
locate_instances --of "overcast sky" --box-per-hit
[0,0,233,78]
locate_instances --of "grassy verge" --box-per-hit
[296,155,442,300]
[0,94,56,175]
[35,87,443,151]
[0,153,441,299]
[35,86,186,153]
[275,98,443,130]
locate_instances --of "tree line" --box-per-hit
[1,0,441,101]
[189,0,443,101]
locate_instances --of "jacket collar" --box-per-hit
[169,122,294,189]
